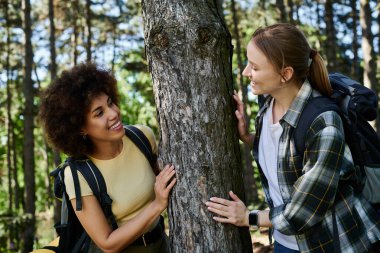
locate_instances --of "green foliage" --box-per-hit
[0,211,32,252]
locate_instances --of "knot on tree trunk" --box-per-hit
[149,27,169,50]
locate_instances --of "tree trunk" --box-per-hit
[85,0,92,62]
[350,0,360,80]
[276,0,287,22]
[324,0,338,71]
[258,0,268,26]
[5,0,16,247]
[316,2,321,32]
[5,0,13,212]
[294,1,300,23]
[378,0,380,59]
[49,0,62,224]
[12,124,21,251]
[49,0,57,80]
[288,0,294,24]
[71,0,79,65]
[360,0,379,133]
[142,1,252,252]
[230,0,258,204]
[111,22,117,73]
[12,126,20,211]
[22,0,36,251]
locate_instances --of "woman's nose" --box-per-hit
[242,65,250,77]
[108,106,119,119]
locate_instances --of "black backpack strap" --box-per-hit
[71,230,88,253]
[295,96,343,252]
[67,158,83,211]
[74,159,118,230]
[124,125,158,170]
[294,96,340,155]
[42,246,59,252]
[258,94,266,108]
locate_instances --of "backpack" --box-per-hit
[293,73,380,205]
[39,125,157,253]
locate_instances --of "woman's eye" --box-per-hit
[249,64,257,71]
[95,111,103,117]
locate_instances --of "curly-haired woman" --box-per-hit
[39,62,176,253]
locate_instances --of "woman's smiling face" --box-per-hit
[81,92,124,147]
[242,41,283,96]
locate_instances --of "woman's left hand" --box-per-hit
[153,164,177,212]
[205,191,249,227]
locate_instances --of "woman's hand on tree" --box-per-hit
[205,191,249,227]
[153,164,176,212]
[233,90,254,147]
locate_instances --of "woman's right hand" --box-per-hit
[233,90,254,147]
[153,164,176,212]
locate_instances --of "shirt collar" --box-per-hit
[282,79,313,128]
[257,79,313,128]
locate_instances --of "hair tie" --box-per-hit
[310,49,317,59]
[308,49,318,67]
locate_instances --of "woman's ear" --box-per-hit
[281,66,294,82]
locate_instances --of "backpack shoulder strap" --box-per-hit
[124,125,158,171]
[73,159,118,230]
[66,158,83,211]
[294,96,340,155]
[258,94,266,108]
[49,158,85,211]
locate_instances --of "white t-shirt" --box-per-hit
[258,100,299,250]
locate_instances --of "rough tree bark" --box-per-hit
[142,1,252,252]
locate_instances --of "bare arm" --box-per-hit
[72,164,176,253]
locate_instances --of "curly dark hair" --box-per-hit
[38,62,120,158]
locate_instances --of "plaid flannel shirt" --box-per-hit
[253,80,380,252]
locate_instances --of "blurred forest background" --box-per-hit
[0,0,379,252]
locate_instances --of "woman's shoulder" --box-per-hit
[132,125,154,136]
[302,110,346,150]
[310,110,344,133]
[127,125,158,154]
[63,164,93,199]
